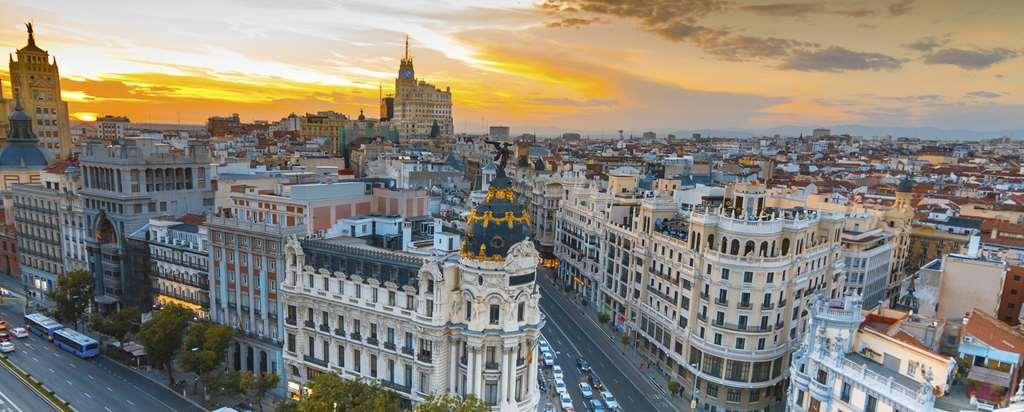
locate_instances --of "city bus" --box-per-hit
[51,328,100,358]
[23,313,64,340]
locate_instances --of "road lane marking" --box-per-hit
[65,380,72,386]
[0,385,24,412]
[68,363,75,368]
[83,393,91,399]
[104,407,112,412]
[48,368,54,374]
[126,400,135,406]
[106,387,112,392]
[88,374,95,380]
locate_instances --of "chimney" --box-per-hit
[401,221,412,252]
[967,234,981,258]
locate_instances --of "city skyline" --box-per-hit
[0,0,1021,134]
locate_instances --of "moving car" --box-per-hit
[588,399,606,412]
[579,382,594,398]
[601,391,620,410]
[0,341,14,353]
[552,365,564,381]
[589,374,604,390]
[559,392,574,411]
[576,357,591,373]
[11,327,27,338]
[540,340,551,354]
[554,378,567,394]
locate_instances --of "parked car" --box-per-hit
[11,327,27,338]
[576,357,591,373]
[552,365,564,381]
[579,382,594,398]
[0,341,14,353]
[559,392,574,411]
[555,378,567,394]
[542,351,555,367]
[588,374,604,390]
[600,391,620,410]
[540,340,551,354]
[588,399,606,412]
[0,332,10,342]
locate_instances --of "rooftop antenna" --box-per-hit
[404,35,410,60]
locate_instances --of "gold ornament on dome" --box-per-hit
[484,187,516,203]
[464,210,532,228]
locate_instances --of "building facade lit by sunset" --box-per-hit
[5,23,71,160]
[391,37,453,140]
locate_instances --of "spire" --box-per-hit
[404,34,410,61]
[26,22,35,47]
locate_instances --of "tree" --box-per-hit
[48,269,93,328]
[90,306,140,342]
[137,303,192,385]
[415,394,489,412]
[620,334,630,345]
[180,322,233,398]
[667,381,681,397]
[241,371,279,412]
[296,373,400,412]
[210,370,243,397]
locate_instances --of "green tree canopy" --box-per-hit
[137,303,193,384]
[415,394,489,412]
[48,269,94,327]
[241,371,279,412]
[89,306,140,342]
[296,373,401,412]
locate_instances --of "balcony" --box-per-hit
[303,355,329,368]
[714,297,729,307]
[809,379,832,400]
[775,321,785,330]
[761,302,775,310]
[285,317,297,326]
[699,292,710,301]
[485,361,500,370]
[381,380,411,393]
[402,346,415,356]
[350,332,362,341]
[319,324,330,333]
[697,313,708,322]
[303,320,315,329]
[334,328,346,337]
[366,336,379,346]
[383,342,396,350]
[646,286,677,305]
[738,301,752,310]
[417,352,433,363]
[778,299,787,307]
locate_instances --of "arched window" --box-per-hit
[744,241,755,256]
[781,239,790,255]
[721,237,728,253]
[730,239,740,256]
[759,242,768,257]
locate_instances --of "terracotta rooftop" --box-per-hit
[963,308,1024,354]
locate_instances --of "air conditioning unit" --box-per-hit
[964,336,974,343]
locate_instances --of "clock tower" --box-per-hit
[389,36,454,139]
[398,35,414,80]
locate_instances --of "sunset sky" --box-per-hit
[1,0,1021,135]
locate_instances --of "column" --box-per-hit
[468,348,477,397]
[448,339,458,392]
[505,347,515,403]
[474,348,484,396]
[498,347,508,404]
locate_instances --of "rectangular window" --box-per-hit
[743,271,753,283]
[489,305,500,325]
[735,337,745,349]
[721,268,730,280]
[840,382,851,402]
[866,395,877,412]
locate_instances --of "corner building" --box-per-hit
[609,182,844,412]
[281,161,542,410]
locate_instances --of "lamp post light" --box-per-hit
[690,362,700,411]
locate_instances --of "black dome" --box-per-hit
[0,100,48,169]
[461,174,530,260]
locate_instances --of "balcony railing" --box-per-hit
[761,302,775,310]
[738,301,752,310]
[319,324,330,333]
[381,380,411,393]
[715,298,729,306]
[402,346,415,356]
[285,317,297,326]
[485,362,500,370]
[303,320,315,329]
[350,332,362,341]
[334,328,346,337]
[303,355,329,368]
[417,352,432,363]
[383,342,396,350]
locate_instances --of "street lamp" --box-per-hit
[690,362,700,411]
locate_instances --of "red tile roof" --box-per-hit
[964,308,1024,354]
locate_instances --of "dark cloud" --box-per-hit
[538,0,899,72]
[739,3,824,16]
[923,47,1019,70]
[545,17,601,28]
[888,0,915,16]
[739,3,875,18]
[965,90,1001,99]
[902,35,951,52]
[779,46,903,72]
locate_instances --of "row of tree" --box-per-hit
[277,373,489,412]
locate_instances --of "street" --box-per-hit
[0,286,202,412]
[0,365,56,412]
[538,271,678,412]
